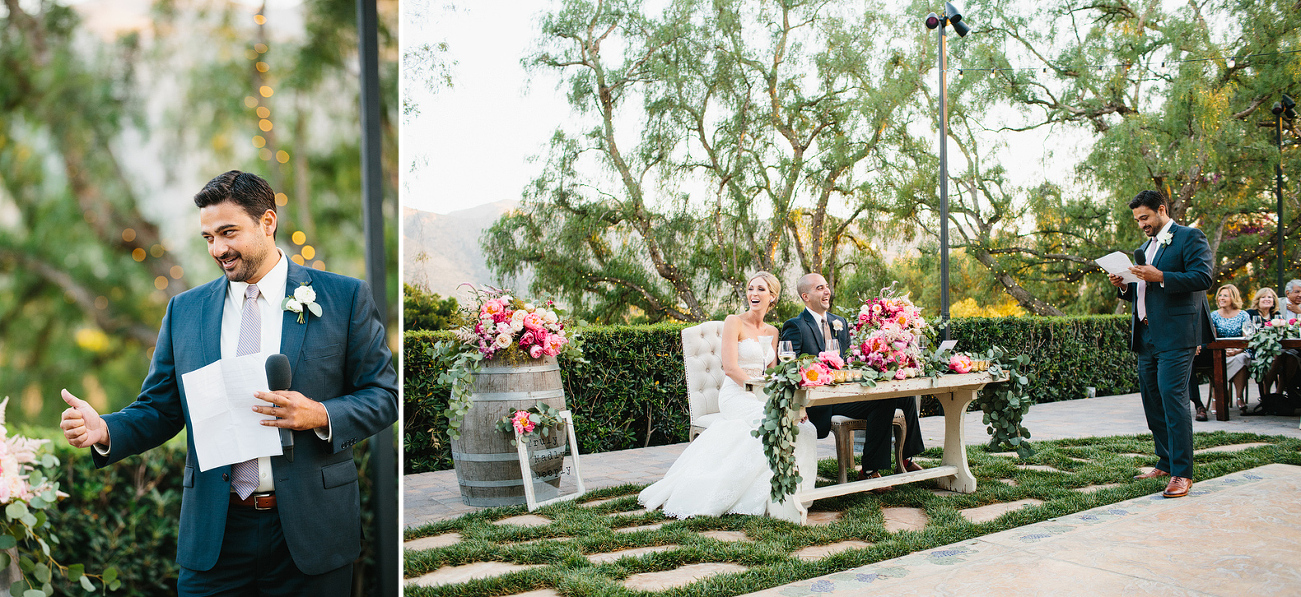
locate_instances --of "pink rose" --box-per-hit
[818,351,845,369]
[529,345,544,359]
[519,331,536,346]
[894,369,907,380]
[511,411,535,434]
[950,354,973,374]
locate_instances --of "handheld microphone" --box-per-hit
[266,354,294,462]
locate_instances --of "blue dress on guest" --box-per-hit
[1210,310,1250,378]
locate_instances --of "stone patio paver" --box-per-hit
[804,511,842,526]
[622,562,749,591]
[1074,483,1123,494]
[404,532,460,551]
[615,522,665,534]
[505,590,561,597]
[606,508,647,517]
[1195,442,1273,454]
[587,544,679,564]
[882,507,927,533]
[998,478,1018,487]
[405,561,543,588]
[1016,464,1066,473]
[793,540,872,561]
[959,499,1044,524]
[494,514,551,528]
[699,530,750,542]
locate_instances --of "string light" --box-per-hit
[940,49,1300,79]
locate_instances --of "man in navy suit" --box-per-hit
[779,273,924,485]
[59,171,398,595]
[1109,189,1212,499]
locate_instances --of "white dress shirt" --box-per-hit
[805,307,831,344]
[223,250,290,493]
[1136,219,1175,322]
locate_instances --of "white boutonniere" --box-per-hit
[281,284,323,324]
[1156,230,1173,246]
[832,319,844,332]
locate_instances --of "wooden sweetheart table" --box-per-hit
[747,371,1009,524]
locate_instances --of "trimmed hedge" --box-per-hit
[41,437,380,597]
[403,316,1138,474]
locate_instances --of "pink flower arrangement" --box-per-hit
[800,362,833,387]
[462,287,572,360]
[848,286,929,380]
[950,354,973,374]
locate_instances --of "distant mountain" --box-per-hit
[402,200,530,300]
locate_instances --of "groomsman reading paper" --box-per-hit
[58,171,398,595]
[1108,190,1212,499]
[779,273,925,488]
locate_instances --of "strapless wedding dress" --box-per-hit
[639,337,818,518]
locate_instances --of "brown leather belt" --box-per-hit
[230,492,276,510]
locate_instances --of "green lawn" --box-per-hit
[404,432,1301,596]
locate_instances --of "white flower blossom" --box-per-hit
[494,334,512,349]
[285,298,303,313]
[294,285,317,303]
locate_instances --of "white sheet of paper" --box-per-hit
[938,340,958,352]
[181,353,283,471]
[1097,251,1141,284]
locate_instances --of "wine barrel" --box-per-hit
[450,355,568,507]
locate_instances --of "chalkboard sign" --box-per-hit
[515,409,585,511]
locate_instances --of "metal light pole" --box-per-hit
[1272,94,1295,292]
[356,0,397,594]
[925,3,969,340]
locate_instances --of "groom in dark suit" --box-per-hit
[1109,189,1212,499]
[779,273,924,485]
[59,171,398,595]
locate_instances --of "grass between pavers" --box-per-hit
[403,431,1301,596]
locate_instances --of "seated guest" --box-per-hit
[1285,280,1301,316]
[1247,287,1285,395]
[1246,287,1281,323]
[1210,284,1251,411]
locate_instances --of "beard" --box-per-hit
[214,245,270,282]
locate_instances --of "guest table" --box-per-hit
[1205,338,1301,421]
[748,371,1008,525]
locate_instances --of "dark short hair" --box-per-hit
[1128,189,1166,212]
[194,171,277,235]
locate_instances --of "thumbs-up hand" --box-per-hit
[60,389,108,449]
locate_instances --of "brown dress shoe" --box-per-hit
[901,459,924,472]
[1133,468,1170,480]
[1162,476,1192,498]
[1194,407,1208,422]
[857,469,893,493]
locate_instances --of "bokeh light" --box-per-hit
[291,231,306,245]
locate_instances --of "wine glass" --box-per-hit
[778,341,795,363]
[1241,317,1256,338]
[825,338,839,354]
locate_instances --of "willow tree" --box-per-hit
[483,0,928,322]
[933,0,1301,307]
[0,0,398,425]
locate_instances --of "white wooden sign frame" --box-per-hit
[514,409,585,511]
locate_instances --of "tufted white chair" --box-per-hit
[681,321,726,440]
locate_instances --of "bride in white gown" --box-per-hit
[640,272,818,518]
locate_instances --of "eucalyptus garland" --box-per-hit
[429,340,483,441]
[970,347,1036,458]
[1247,320,1299,384]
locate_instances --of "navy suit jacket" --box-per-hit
[93,262,399,575]
[1117,222,1214,353]
[779,310,851,437]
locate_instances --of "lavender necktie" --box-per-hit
[231,284,261,499]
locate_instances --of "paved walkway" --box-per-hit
[745,463,1301,597]
[403,385,1301,529]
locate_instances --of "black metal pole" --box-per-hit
[356,0,397,594]
[938,21,950,340]
[1278,114,1286,293]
